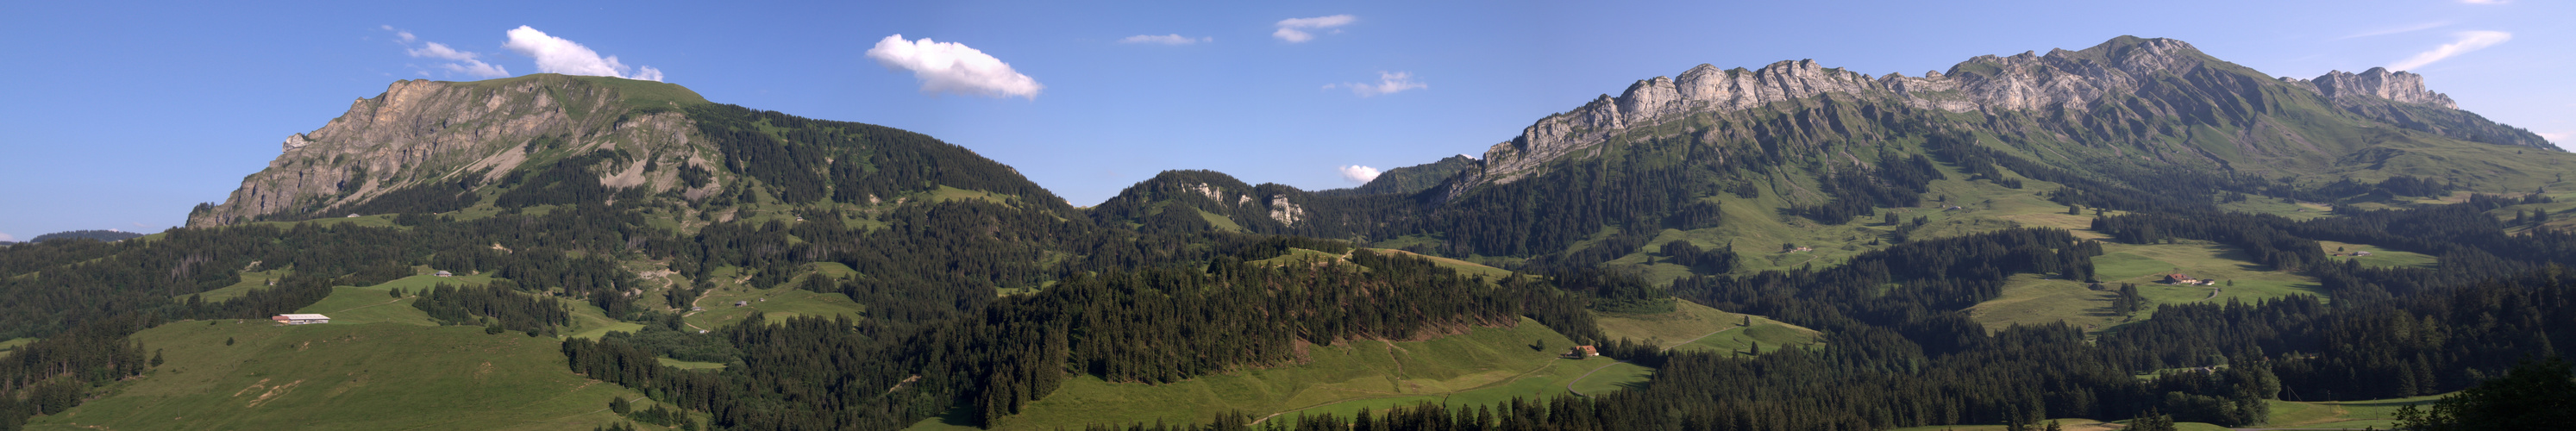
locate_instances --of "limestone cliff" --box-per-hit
[188,74,711,227]
[2311,67,2455,108]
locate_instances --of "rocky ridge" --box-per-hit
[1438,36,2549,201]
[188,75,710,227]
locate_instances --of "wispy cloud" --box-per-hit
[381,25,415,42]
[2460,0,2508,4]
[2390,30,2511,71]
[2335,21,2449,40]
[408,41,473,61]
[1119,34,1211,45]
[1274,15,1356,43]
[407,41,508,78]
[2540,132,2568,143]
[502,26,662,81]
[1339,166,1382,184]
[0,231,15,242]
[866,34,1044,99]
[382,26,508,78]
[1325,72,1426,97]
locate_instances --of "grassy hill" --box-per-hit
[949,318,1608,429]
[678,264,868,331]
[26,321,655,430]
[1971,240,2333,334]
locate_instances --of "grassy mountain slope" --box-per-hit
[968,318,1591,429]
[27,322,646,430]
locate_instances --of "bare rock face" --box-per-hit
[1265,194,1305,227]
[1469,59,1889,192]
[189,74,706,227]
[2311,67,2458,109]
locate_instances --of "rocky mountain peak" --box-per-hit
[189,74,708,227]
[2312,67,2458,109]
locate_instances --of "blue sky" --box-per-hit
[3,0,2569,240]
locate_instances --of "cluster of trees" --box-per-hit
[1657,240,1736,275]
[24,230,145,243]
[409,284,572,334]
[685,103,1073,210]
[2093,270,2576,402]
[1791,150,1943,224]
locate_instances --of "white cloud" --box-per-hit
[2540,132,2568,142]
[385,27,510,78]
[1119,34,1210,45]
[442,60,509,78]
[380,25,417,42]
[1325,72,1426,97]
[1340,166,1382,184]
[0,232,14,242]
[2460,0,2507,4]
[1274,15,1356,43]
[408,41,476,60]
[866,34,1044,99]
[502,26,662,82]
[2390,30,2511,71]
[2335,21,2449,40]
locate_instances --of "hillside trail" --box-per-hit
[679,280,710,333]
[1566,324,1742,397]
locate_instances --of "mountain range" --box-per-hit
[3,35,2572,430]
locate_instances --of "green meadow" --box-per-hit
[1971,240,2328,334]
[962,318,1605,429]
[26,321,650,430]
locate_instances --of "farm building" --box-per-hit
[1567,345,1599,359]
[434,270,453,277]
[272,314,330,325]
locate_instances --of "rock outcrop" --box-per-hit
[189,74,709,227]
[2311,67,2457,109]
